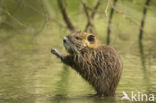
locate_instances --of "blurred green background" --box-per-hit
[0,0,155,103]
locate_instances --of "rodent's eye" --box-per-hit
[75,36,82,40]
[87,35,95,43]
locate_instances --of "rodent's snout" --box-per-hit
[63,36,68,43]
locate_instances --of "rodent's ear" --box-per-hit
[87,35,95,43]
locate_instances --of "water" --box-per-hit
[0,23,156,103]
[0,30,155,103]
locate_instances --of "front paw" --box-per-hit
[51,48,59,55]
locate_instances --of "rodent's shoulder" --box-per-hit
[95,45,118,55]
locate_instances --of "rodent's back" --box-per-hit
[72,45,122,76]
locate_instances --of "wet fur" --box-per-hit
[51,32,123,96]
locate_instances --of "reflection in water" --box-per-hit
[0,95,120,103]
[139,40,146,70]
[54,65,70,95]
[138,40,151,93]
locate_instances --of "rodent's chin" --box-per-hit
[63,42,76,54]
[66,48,74,54]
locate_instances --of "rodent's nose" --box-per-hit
[63,39,66,43]
[63,37,68,43]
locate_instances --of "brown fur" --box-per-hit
[51,32,123,96]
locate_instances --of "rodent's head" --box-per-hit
[63,32,99,54]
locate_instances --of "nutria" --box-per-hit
[51,32,123,96]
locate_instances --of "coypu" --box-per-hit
[51,32,123,96]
